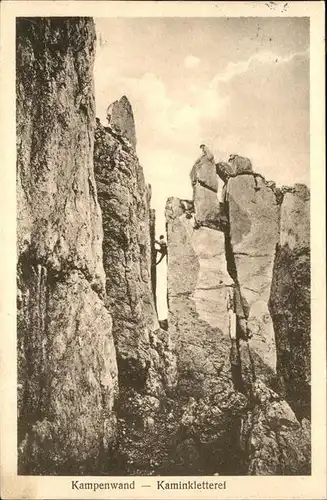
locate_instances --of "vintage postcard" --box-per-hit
[0,1,326,499]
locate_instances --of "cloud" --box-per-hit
[139,147,193,228]
[94,38,228,148]
[94,43,309,209]
[213,48,309,84]
[95,71,228,153]
[184,55,200,69]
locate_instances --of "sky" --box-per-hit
[93,17,309,319]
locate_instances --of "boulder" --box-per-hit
[228,154,253,175]
[190,156,218,192]
[216,161,234,183]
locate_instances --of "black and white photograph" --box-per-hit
[0,1,326,499]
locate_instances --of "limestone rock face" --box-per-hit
[226,174,280,380]
[190,156,220,227]
[280,184,310,250]
[240,381,311,475]
[94,117,177,474]
[166,167,310,474]
[17,270,118,474]
[269,184,310,419]
[166,198,232,343]
[17,18,118,474]
[191,156,218,192]
[106,95,136,149]
[17,18,105,292]
[165,197,248,473]
[94,119,175,395]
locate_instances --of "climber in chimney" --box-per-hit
[155,235,167,265]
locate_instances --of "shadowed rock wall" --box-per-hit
[17,17,118,474]
[269,184,311,419]
[94,118,176,396]
[94,113,177,474]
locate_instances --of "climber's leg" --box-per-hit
[156,251,166,265]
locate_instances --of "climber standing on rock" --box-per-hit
[155,235,167,265]
[198,143,214,162]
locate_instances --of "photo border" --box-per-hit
[0,2,325,499]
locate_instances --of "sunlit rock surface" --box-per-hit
[106,95,136,149]
[165,164,311,475]
[190,155,220,227]
[226,174,280,379]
